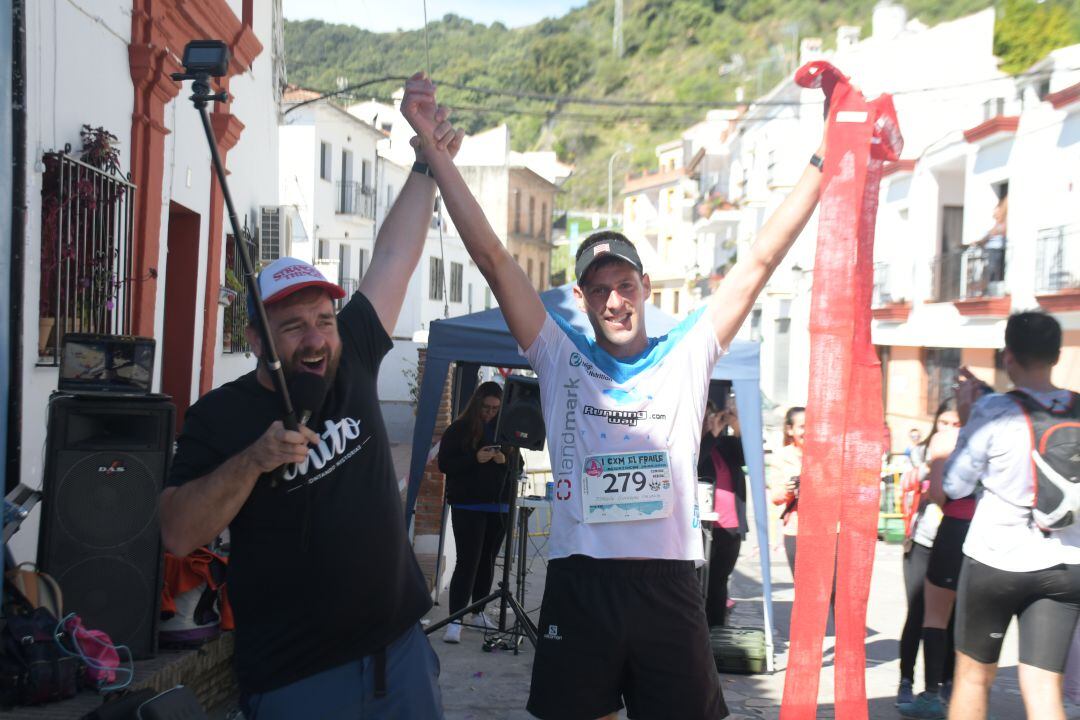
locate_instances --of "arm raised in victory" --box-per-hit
[401,74,547,351]
[707,139,825,349]
[359,73,464,335]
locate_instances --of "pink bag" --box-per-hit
[56,614,132,690]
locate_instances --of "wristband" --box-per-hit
[411,160,434,178]
[809,154,824,171]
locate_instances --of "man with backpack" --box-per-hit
[942,311,1080,720]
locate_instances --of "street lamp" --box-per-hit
[607,144,634,228]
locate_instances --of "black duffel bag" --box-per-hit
[1,605,79,706]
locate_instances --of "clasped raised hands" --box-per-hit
[402,72,465,159]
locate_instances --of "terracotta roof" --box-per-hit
[882,159,916,177]
[621,166,687,194]
[963,116,1020,143]
[1047,81,1080,110]
[283,84,323,102]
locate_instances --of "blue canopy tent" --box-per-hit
[405,284,775,668]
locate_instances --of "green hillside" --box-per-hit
[284,0,1079,210]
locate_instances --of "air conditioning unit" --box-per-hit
[259,206,293,262]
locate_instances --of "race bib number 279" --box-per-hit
[580,451,674,524]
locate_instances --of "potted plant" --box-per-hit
[220,268,245,306]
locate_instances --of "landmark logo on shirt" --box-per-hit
[544,624,563,640]
[584,405,647,426]
[569,352,582,367]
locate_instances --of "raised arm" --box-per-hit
[359,74,462,335]
[708,143,824,348]
[401,75,546,350]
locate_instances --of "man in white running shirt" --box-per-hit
[404,80,826,720]
[943,312,1080,720]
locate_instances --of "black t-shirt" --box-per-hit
[168,292,431,693]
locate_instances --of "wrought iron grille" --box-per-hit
[336,181,375,218]
[38,148,136,365]
[223,229,257,354]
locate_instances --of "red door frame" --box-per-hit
[128,1,262,399]
[161,202,201,429]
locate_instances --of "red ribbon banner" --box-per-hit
[780,61,903,720]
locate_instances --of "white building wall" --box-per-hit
[873,56,1080,355]
[281,103,382,283]
[730,7,1008,407]
[13,1,281,562]
[15,2,144,563]
[207,4,281,388]
[279,124,317,262]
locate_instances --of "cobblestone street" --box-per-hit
[425,502,1080,720]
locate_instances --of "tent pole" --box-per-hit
[734,380,776,672]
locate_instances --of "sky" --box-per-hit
[283,0,589,34]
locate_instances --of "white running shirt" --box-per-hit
[943,388,1080,571]
[522,308,724,563]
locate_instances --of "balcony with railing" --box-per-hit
[1035,224,1080,312]
[336,181,375,219]
[871,261,911,322]
[37,148,137,364]
[930,245,1011,317]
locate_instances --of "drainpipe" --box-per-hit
[4,0,26,496]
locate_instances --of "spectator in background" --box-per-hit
[906,427,926,468]
[699,400,748,626]
[966,195,1007,298]
[897,398,961,707]
[437,381,520,644]
[898,403,967,719]
[771,406,806,574]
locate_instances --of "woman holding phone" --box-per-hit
[438,381,519,644]
[699,399,748,626]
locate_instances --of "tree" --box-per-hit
[994,0,1080,74]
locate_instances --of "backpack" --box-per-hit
[1008,390,1080,531]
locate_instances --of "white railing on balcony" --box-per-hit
[1035,224,1079,293]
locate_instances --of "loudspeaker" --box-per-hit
[494,376,546,450]
[38,393,175,659]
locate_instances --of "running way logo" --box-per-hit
[584,405,646,426]
[544,624,562,641]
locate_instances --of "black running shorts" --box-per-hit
[925,516,971,590]
[955,556,1080,672]
[526,555,728,720]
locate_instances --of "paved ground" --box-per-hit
[421,502,1080,720]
